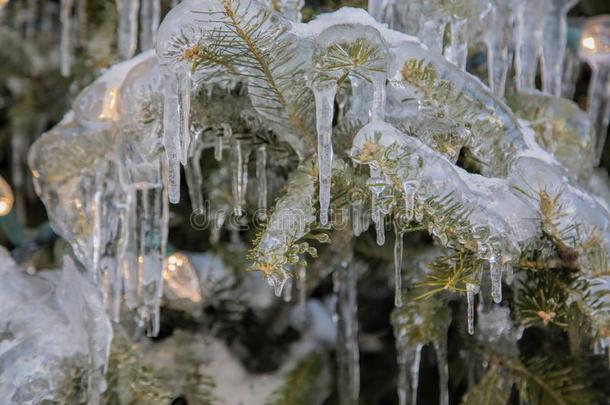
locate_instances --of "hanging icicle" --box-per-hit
[256,144,268,219]
[116,0,140,60]
[434,334,449,405]
[541,0,578,96]
[185,133,205,214]
[466,283,479,335]
[312,82,337,226]
[490,261,503,304]
[334,259,360,405]
[60,0,75,77]
[367,169,387,246]
[139,0,161,50]
[393,221,403,307]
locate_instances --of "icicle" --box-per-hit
[351,200,365,237]
[60,0,75,77]
[178,69,192,166]
[485,30,509,97]
[434,335,449,405]
[215,126,228,161]
[490,261,503,303]
[334,259,360,405]
[283,277,293,302]
[370,73,386,122]
[139,0,161,50]
[298,264,307,321]
[466,283,479,335]
[312,82,337,226]
[231,138,249,216]
[515,0,545,92]
[116,0,140,60]
[256,145,268,219]
[402,180,418,221]
[268,270,288,297]
[76,0,87,47]
[396,344,423,405]
[162,75,182,204]
[367,169,387,246]
[393,221,403,307]
[185,136,205,214]
[541,0,577,96]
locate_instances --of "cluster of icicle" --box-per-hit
[29,0,610,403]
[59,0,162,76]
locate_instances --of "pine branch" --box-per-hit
[461,365,511,405]
[416,250,482,299]
[103,335,172,404]
[265,352,331,405]
[507,357,596,405]
[178,0,316,150]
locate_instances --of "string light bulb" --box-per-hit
[163,252,202,303]
[0,176,14,217]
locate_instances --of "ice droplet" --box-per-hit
[402,180,418,221]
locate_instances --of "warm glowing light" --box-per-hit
[0,176,14,217]
[99,87,120,121]
[0,0,9,9]
[582,36,596,51]
[163,253,202,302]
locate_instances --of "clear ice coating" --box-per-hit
[28,0,610,396]
[0,251,112,404]
[579,15,610,165]
[369,0,576,98]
